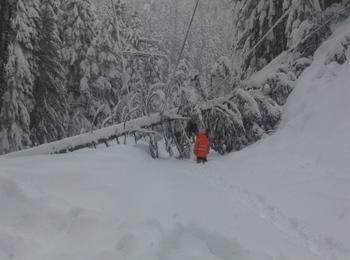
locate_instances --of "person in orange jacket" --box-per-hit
[194,129,210,163]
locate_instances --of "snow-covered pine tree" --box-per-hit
[93,0,128,105]
[168,56,283,155]
[170,59,191,108]
[113,4,169,125]
[250,90,282,132]
[232,0,324,78]
[30,0,68,145]
[59,0,97,135]
[0,0,15,116]
[91,0,131,128]
[0,0,39,154]
[201,100,247,154]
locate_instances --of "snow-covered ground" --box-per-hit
[1,20,350,260]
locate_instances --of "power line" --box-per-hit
[245,1,350,60]
[165,0,200,99]
[245,0,301,59]
[171,0,200,80]
[288,2,350,53]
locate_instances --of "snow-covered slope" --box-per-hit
[0,19,350,260]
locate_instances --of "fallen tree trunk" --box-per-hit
[3,89,281,158]
[4,113,188,158]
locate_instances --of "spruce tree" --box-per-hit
[30,0,68,145]
[93,0,127,107]
[0,0,15,116]
[59,0,97,134]
[232,0,323,78]
[0,0,39,154]
[101,0,169,126]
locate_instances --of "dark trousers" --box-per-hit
[196,157,207,163]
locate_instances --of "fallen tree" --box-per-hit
[4,88,282,159]
[4,112,188,158]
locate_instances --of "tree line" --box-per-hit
[0,0,347,156]
[0,0,168,154]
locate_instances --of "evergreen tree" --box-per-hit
[105,1,169,125]
[0,0,15,116]
[59,0,97,134]
[232,0,323,78]
[0,0,39,154]
[93,0,128,108]
[30,0,68,145]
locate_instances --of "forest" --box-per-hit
[0,0,348,156]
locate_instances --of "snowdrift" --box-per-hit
[0,18,349,260]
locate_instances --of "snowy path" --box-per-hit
[199,160,347,259]
[0,142,348,260]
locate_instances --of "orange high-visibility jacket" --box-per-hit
[194,132,210,158]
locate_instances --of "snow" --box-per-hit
[3,113,164,157]
[243,49,291,89]
[0,144,321,260]
[1,16,350,260]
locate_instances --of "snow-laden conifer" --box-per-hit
[59,0,97,134]
[30,0,68,145]
[0,0,39,154]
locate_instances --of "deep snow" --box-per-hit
[0,19,350,260]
